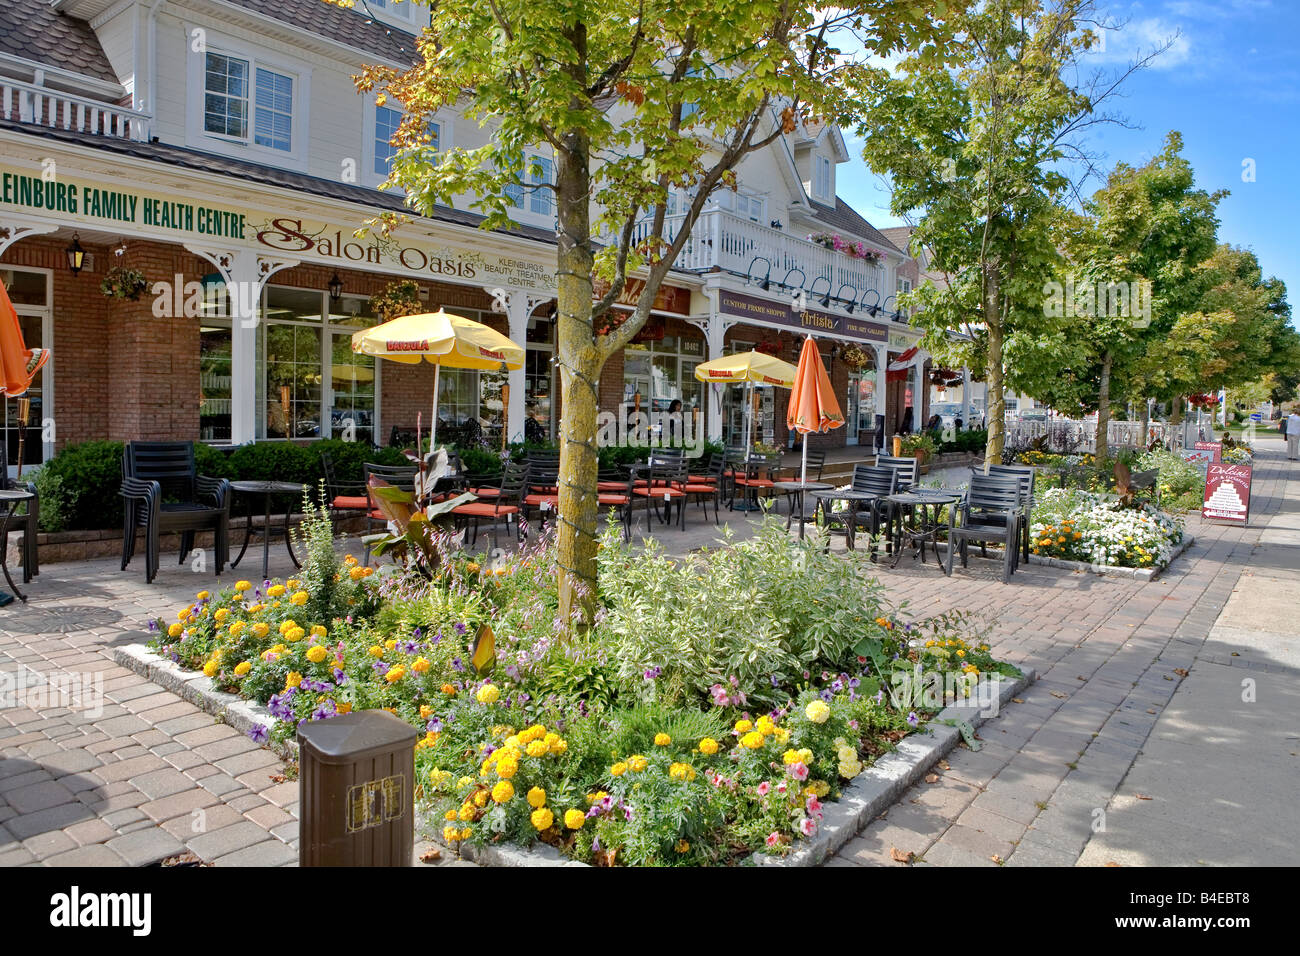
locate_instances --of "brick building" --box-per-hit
[0,0,931,472]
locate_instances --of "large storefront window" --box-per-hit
[0,267,50,470]
[200,325,233,441]
[622,330,705,444]
[524,312,555,442]
[255,286,378,442]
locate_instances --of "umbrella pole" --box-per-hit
[430,361,440,454]
[800,433,807,486]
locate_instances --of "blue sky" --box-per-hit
[838,0,1299,316]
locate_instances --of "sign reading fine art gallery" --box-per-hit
[1202,464,1252,524]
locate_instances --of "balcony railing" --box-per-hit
[623,208,893,313]
[1,78,151,142]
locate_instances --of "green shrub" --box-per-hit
[226,441,318,485]
[41,439,125,531]
[194,442,236,479]
[29,466,70,533]
[454,444,503,477]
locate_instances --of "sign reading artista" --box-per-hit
[718,290,888,344]
[1203,463,1251,524]
[1194,441,1223,463]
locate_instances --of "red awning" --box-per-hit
[886,346,919,383]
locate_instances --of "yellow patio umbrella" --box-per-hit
[694,350,797,457]
[352,309,524,452]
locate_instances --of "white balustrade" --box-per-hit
[1,79,151,142]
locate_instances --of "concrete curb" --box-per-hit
[1025,534,1194,581]
[748,665,1035,867]
[112,638,296,762]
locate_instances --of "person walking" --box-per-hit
[1287,410,1300,460]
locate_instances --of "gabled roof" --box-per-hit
[220,0,419,64]
[880,226,914,256]
[0,120,555,246]
[807,197,901,254]
[0,0,119,85]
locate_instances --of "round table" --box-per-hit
[774,481,833,538]
[886,490,958,569]
[0,488,35,602]
[230,480,306,582]
[810,489,879,551]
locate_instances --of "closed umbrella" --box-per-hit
[1,278,49,475]
[351,309,524,454]
[786,336,844,485]
[693,350,796,458]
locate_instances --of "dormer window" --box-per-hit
[813,154,833,202]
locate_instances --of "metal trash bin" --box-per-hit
[298,710,419,866]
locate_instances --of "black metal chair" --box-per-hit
[850,464,899,557]
[321,452,369,531]
[876,455,918,492]
[944,472,1023,583]
[986,464,1037,564]
[452,462,525,547]
[0,442,38,583]
[362,462,417,562]
[631,454,689,532]
[120,441,231,584]
[685,453,727,525]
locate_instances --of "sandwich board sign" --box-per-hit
[1194,441,1222,462]
[1202,464,1251,525]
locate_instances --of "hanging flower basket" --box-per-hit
[369,280,424,322]
[840,343,872,370]
[100,266,149,301]
[755,338,783,357]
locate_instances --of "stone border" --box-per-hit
[114,634,1032,869]
[749,665,1034,867]
[1025,533,1195,581]
[112,638,295,762]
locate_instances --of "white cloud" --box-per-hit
[1089,17,1191,70]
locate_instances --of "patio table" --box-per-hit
[230,480,306,582]
[810,489,879,552]
[774,480,833,539]
[0,488,35,602]
[886,490,958,569]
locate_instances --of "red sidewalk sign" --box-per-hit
[1202,464,1251,524]
[1195,441,1223,462]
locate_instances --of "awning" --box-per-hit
[886,345,919,383]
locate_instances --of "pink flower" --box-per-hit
[799,816,817,836]
[806,796,823,817]
[788,762,809,781]
[776,780,788,795]
[765,832,781,848]
[756,781,771,797]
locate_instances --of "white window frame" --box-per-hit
[505,153,556,225]
[814,154,833,201]
[364,0,428,30]
[185,29,311,170]
[363,99,447,189]
[0,266,53,472]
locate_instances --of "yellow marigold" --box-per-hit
[444,809,457,821]
[471,789,489,808]
[203,659,218,678]
[214,608,229,622]
[458,803,476,822]
[675,839,690,854]
[526,786,547,808]
[442,684,457,696]
[491,780,514,804]
[627,755,648,773]
[285,627,305,643]
[734,719,753,734]
[610,761,628,777]
[267,584,286,598]
[564,808,585,830]
[168,622,183,638]
[420,705,433,720]
[233,661,251,677]
[740,731,765,749]
[385,666,405,683]
[654,732,671,747]
[252,622,270,639]
[305,645,328,664]
[476,684,500,705]
[235,580,252,592]
[495,758,518,779]
[798,748,813,765]
[349,566,366,581]
[805,700,831,724]
[442,825,462,842]
[177,609,189,622]
[290,590,309,606]
[459,827,471,840]
[698,738,719,755]
[229,621,246,637]
[550,738,568,755]
[196,590,210,601]
[773,728,790,744]
[344,554,357,566]
[807,780,831,797]
[412,657,431,674]
[337,702,352,714]
[783,749,800,765]
[755,715,776,736]
[367,645,384,658]
[525,740,548,758]
[285,671,302,689]
[310,624,327,638]
[530,807,554,831]
[669,762,696,781]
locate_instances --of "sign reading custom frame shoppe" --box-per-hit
[717,289,888,344]
[0,165,556,292]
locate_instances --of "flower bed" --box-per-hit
[1029,487,1185,570]
[147,502,1014,866]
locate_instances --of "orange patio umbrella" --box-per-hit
[1,279,50,478]
[786,336,844,485]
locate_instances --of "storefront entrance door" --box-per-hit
[0,267,52,475]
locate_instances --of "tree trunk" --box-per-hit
[1095,349,1113,463]
[983,273,1005,468]
[554,122,602,630]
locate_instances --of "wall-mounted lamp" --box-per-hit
[328,272,344,302]
[66,233,86,275]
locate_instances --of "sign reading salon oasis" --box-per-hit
[1202,463,1251,525]
[717,290,888,344]
[0,167,556,291]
